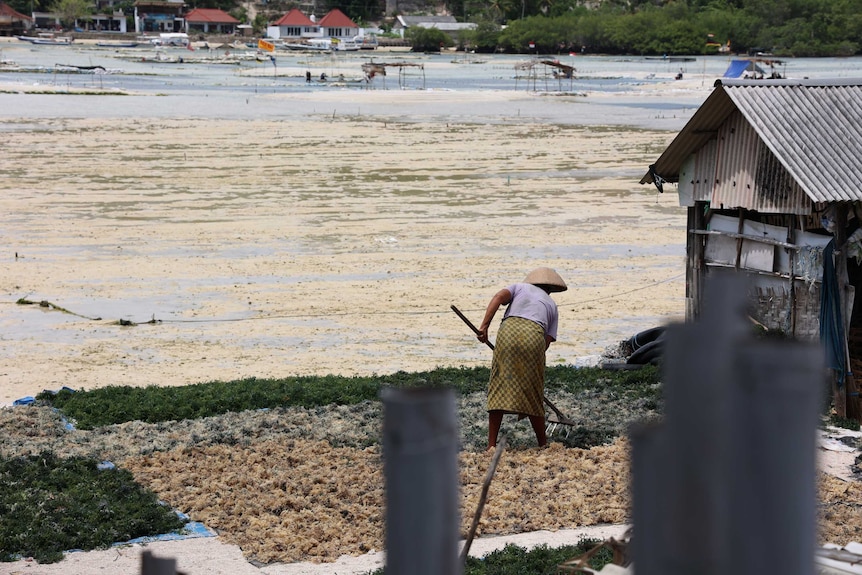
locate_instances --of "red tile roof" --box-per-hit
[273,8,315,26]
[318,8,357,28]
[184,8,239,24]
[0,2,32,20]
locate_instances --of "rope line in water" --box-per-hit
[9,273,684,326]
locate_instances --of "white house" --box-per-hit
[393,14,476,38]
[266,8,316,40]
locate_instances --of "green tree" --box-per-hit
[405,26,453,51]
[49,0,90,28]
[252,13,268,35]
[192,0,236,12]
[401,0,862,56]
[323,0,384,23]
[487,0,514,23]
[464,18,502,52]
[498,14,575,53]
[229,6,247,23]
[7,0,45,15]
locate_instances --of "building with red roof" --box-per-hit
[185,7,238,34]
[316,8,358,40]
[268,7,316,40]
[266,8,360,42]
[0,1,32,35]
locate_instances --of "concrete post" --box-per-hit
[632,275,822,575]
[381,387,461,575]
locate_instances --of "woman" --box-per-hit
[477,267,567,450]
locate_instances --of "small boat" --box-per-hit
[332,39,360,52]
[138,51,182,63]
[282,41,330,52]
[304,37,359,52]
[150,32,189,47]
[17,33,74,45]
[356,35,378,50]
[32,37,73,45]
[96,40,139,48]
[644,55,696,62]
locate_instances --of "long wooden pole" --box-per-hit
[451,304,494,351]
[459,435,506,565]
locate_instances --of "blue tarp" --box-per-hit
[120,518,216,546]
[723,59,765,78]
[13,387,77,429]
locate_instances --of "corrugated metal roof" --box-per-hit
[708,109,811,213]
[641,78,862,207]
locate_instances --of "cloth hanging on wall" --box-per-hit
[820,238,846,388]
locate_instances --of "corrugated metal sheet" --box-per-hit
[642,78,862,209]
[710,110,810,213]
[641,84,734,186]
[711,111,758,209]
[677,138,717,204]
[726,81,862,203]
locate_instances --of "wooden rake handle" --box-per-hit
[451,304,494,351]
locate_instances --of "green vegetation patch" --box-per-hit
[547,364,662,404]
[36,367,492,429]
[37,366,661,432]
[368,539,613,574]
[829,414,862,432]
[466,540,614,574]
[0,452,187,564]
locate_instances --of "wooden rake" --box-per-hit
[450,304,578,437]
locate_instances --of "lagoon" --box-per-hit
[3,39,862,126]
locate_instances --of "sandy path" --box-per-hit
[0,114,685,405]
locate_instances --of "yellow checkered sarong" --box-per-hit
[487,316,545,418]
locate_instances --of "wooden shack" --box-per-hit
[0,2,32,36]
[641,78,862,420]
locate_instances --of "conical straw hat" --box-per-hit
[523,267,567,293]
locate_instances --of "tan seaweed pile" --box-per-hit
[2,404,860,566]
[819,473,862,545]
[122,440,631,565]
[121,435,862,566]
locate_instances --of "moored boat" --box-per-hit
[17,33,74,45]
[96,40,140,48]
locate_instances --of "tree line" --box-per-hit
[8,0,862,57]
[455,0,862,56]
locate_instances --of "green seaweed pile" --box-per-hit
[0,452,186,564]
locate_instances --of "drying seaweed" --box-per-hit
[0,452,186,564]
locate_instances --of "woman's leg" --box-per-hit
[528,415,547,447]
[488,410,504,449]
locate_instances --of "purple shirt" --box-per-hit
[503,283,559,341]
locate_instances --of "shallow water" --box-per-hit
[3,42,862,125]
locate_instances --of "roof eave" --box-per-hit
[639,81,735,185]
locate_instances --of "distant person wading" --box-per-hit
[477,267,567,450]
